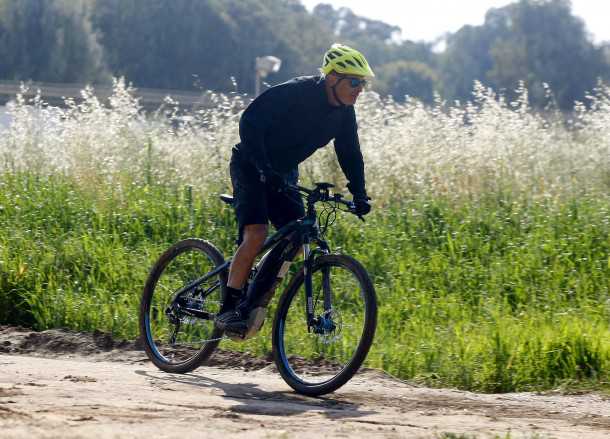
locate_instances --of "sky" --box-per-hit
[300,0,610,44]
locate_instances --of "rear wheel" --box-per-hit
[272,254,377,396]
[139,239,227,373]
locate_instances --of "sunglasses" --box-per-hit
[340,76,368,88]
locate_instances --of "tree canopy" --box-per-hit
[441,0,608,108]
[0,0,108,83]
[0,0,607,109]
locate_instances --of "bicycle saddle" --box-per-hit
[219,194,234,205]
[315,182,335,190]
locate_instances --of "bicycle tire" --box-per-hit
[272,254,377,396]
[139,238,227,373]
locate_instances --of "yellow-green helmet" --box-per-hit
[321,43,375,78]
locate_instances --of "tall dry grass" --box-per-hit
[2,78,609,201]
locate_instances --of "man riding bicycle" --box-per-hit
[215,43,374,335]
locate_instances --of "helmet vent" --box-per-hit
[354,57,364,68]
[336,61,347,69]
[345,59,357,67]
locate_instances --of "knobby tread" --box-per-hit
[272,253,377,396]
[139,238,227,374]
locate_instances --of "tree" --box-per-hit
[487,0,607,107]
[311,3,436,68]
[1,0,607,107]
[311,3,440,103]
[0,0,108,83]
[440,24,496,104]
[375,60,439,103]
[440,0,609,109]
[93,0,238,90]
[92,0,332,93]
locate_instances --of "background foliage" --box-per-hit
[0,0,609,108]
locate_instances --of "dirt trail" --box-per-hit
[1,326,609,438]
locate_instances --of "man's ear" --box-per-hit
[326,72,339,86]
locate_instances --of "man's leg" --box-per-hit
[227,224,268,290]
[215,224,268,332]
[222,151,268,316]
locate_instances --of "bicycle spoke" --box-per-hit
[141,239,227,371]
[277,259,369,386]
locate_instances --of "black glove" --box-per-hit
[258,165,286,191]
[353,194,372,216]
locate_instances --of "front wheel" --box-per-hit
[272,254,377,396]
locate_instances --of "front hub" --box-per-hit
[311,315,337,335]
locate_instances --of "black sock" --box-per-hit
[221,286,243,312]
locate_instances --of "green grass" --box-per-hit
[1,171,609,393]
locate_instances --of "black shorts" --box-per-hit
[230,151,305,244]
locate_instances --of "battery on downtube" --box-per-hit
[241,237,300,339]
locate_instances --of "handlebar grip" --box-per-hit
[345,201,365,222]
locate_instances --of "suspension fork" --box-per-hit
[304,238,332,329]
[322,265,332,313]
[315,239,332,313]
[303,239,315,327]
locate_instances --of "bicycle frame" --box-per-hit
[243,211,332,329]
[172,181,362,334]
[172,189,335,330]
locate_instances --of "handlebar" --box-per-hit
[282,182,365,221]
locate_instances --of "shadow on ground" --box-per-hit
[134,368,377,419]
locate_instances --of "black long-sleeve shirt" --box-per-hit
[234,75,366,196]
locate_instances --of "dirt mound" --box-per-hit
[0,325,273,370]
[0,325,139,357]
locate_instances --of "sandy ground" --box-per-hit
[1,326,609,438]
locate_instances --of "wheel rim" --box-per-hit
[278,262,368,386]
[145,245,224,365]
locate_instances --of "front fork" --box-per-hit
[304,239,331,331]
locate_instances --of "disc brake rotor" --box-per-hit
[315,309,342,345]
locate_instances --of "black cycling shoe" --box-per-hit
[214,309,248,336]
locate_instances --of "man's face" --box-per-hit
[329,74,367,106]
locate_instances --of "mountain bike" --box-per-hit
[139,182,377,396]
